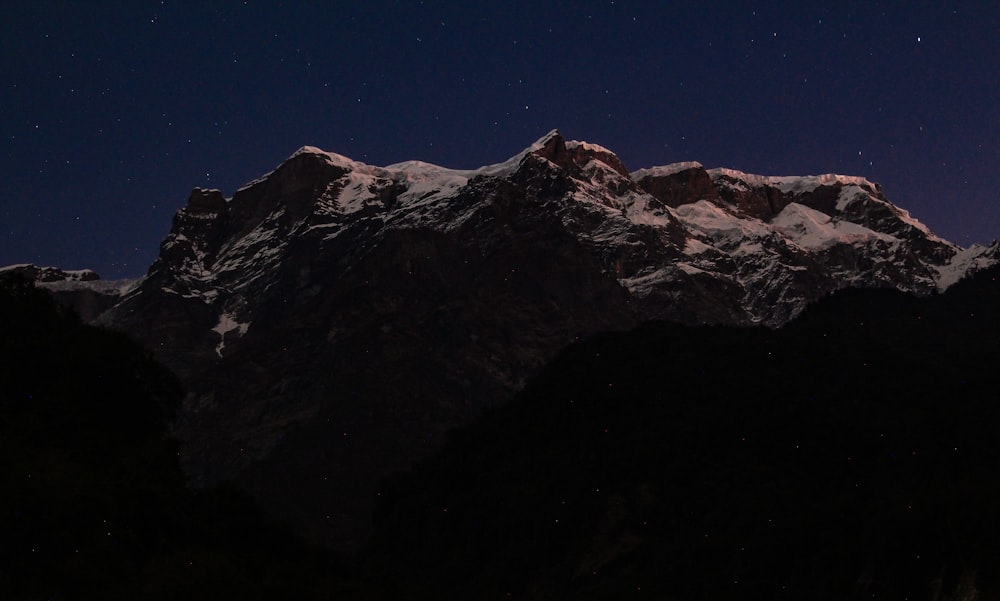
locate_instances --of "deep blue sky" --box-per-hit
[3,2,998,278]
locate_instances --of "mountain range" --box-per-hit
[6,130,999,558]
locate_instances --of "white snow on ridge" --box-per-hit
[619,266,678,297]
[673,199,772,244]
[334,171,382,214]
[885,202,946,242]
[0,264,100,282]
[276,146,486,219]
[293,145,366,170]
[290,130,564,185]
[469,129,563,177]
[621,192,674,228]
[236,146,376,194]
[834,186,866,211]
[383,159,451,172]
[933,244,997,290]
[565,139,617,156]
[395,169,469,207]
[278,132,623,214]
[630,162,705,180]
[39,277,139,296]
[772,202,897,251]
[708,168,878,194]
[232,137,977,293]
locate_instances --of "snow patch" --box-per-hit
[683,237,714,255]
[620,266,677,296]
[212,313,251,358]
[565,139,617,156]
[292,145,365,170]
[673,199,772,245]
[884,202,943,241]
[835,186,866,211]
[39,277,139,296]
[468,130,561,177]
[772,202,897,251]
[933,244,997,290]
[619,192,674,227]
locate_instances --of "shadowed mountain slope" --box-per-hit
[366,266,1000,600]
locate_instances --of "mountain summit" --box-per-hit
[106,130,996,326]
[20,131,1000,552]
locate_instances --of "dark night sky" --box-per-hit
[3,2,998,279]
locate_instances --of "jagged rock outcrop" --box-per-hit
[633,162,720,208]
[15,130,997,555]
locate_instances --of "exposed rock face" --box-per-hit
[37,130,996,555]
[633,162,719,208]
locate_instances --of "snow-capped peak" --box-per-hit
[529,128,563,150]
[469,129,565,177]
[291,145,369,170]
[565,139,615,156]
[383,159,453,173]
[143,130,993,331]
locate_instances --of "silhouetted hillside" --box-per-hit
[5,263,998,599]
[367,266,1000,599]
[0,274,381,599]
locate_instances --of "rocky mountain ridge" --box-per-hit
[25,130,999,327]
[8,130,999,553]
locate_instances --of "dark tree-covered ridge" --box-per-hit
[367,266,1000,600]
[5,264,998,599]
[0,274,381,600]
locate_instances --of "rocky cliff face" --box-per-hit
[19,130,998,554]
